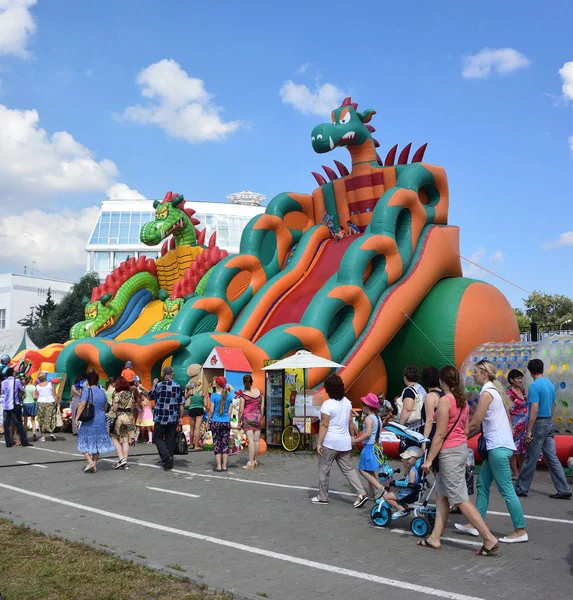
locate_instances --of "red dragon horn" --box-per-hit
[365,124,376,133]
[312,172,327,186]
[333,160,349,177]
[412,143,428,163]
[376,152,383,166]
[398,143,412,165]
[341,97,352,106]
[384,144,398,166]
[322,165,338,181]
[197,228,206,245]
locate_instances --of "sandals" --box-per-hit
[475,543,500,556]
[549,492,572,500]
[417,538,440,550]
[353,494,369,508]
[84,463,96,473]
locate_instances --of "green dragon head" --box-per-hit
[311,97,376,154]
[140,191,197,247]
[70,293,114,339]
[148,290,185,332]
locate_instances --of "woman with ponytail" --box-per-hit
[420,366,499,555]
[208,376,233,472]
[455,360,528,544]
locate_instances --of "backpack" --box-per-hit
[396,386,423,425]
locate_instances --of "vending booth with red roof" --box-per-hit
[202,346,252,395]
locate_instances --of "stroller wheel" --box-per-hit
[371,504,390,528]
[410,517,430,538]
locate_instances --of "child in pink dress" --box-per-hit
[135,398,154,444]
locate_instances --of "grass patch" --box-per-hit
[167,563,187,572]
[0,519,232,600]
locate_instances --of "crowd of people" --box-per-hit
[313,358,572,556]
[2,350,572,557]
[69,363,265,474]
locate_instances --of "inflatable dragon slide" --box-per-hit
[20,98,519,402]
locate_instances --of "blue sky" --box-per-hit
[0,0,572,309]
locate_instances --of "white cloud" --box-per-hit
[0,206,100,273]
[462,47,531,79]
[121,59,242,143]
[279,80,346,117]
[542,231,573,249]
[462,247,487,278]
[0,0,37,58]
[569,135,573,156]
[490,250,503,261]
[559,62,573,101]
[106,182,145,200]
[296,62,310,75]
[0,103,143,211]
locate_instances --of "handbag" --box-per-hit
[56,406,64,429]
[397,386,423,424]
[477,426,488,462]
[78,388,95,422]
[373,416,385,465]
[174,429,188,455]
[431,404,463,474]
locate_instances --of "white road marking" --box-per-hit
[486,510,573,525]
[0,482,485,600]
[146,486,200,499]
[16,460,48,469]
[3,442,572,523]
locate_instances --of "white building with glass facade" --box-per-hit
[85,191,266,280]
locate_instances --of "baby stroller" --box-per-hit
[370,422,436,538]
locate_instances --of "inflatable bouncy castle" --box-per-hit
[17,98,519,407]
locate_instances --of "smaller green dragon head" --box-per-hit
[311,97,376,154]
[70,293,114,339]
[140,192,197,247]
[148,290,186,332]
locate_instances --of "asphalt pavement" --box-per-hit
[0,436,572,600]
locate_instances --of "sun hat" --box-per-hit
[214,375,227,388]
[360,392,379,409]
[400,446,423,459]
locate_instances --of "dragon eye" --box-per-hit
[340,112,351,124]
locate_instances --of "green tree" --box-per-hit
[513,308,531,333]
[20,289,58,347]
[22,273,100,346]
[523,291,573,330]
[48,272,101,344]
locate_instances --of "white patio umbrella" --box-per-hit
[261,350,344,371]
[262,351,345,449]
